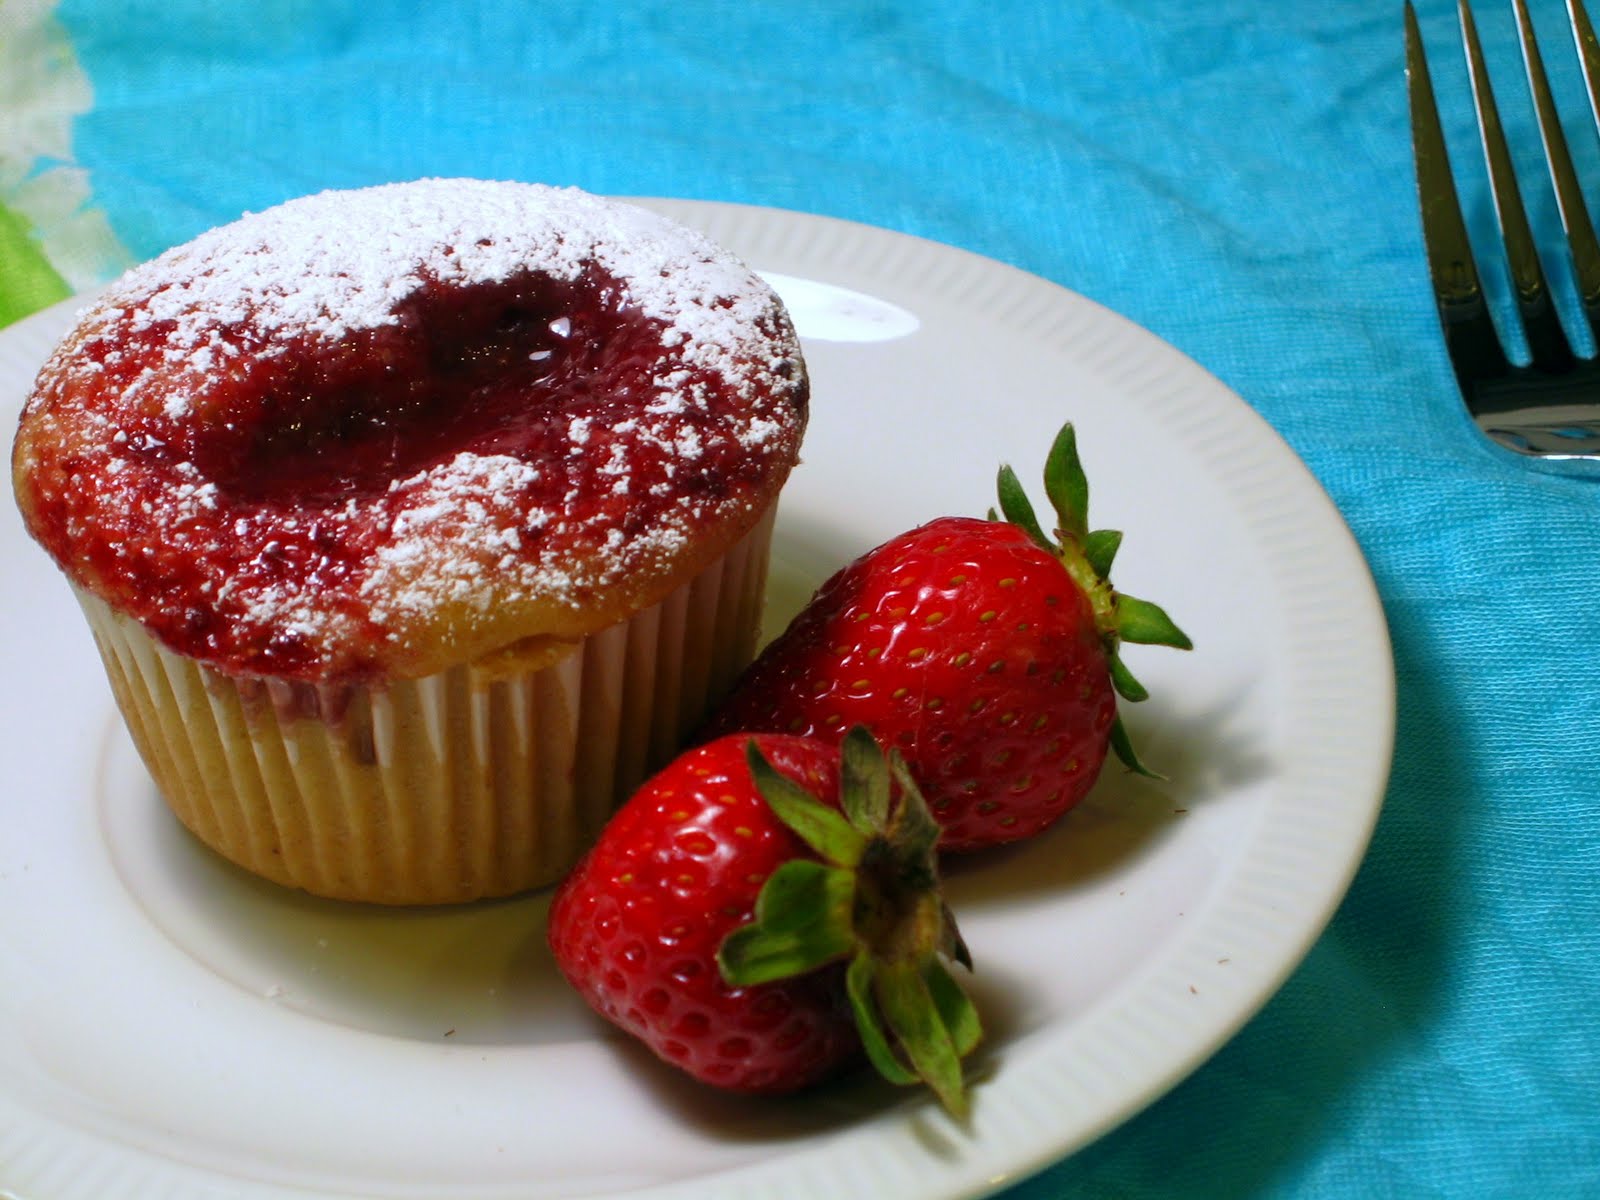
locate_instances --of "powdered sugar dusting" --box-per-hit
[94,180,782,386]
[16,180,809,681]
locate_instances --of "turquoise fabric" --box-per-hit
[25,0,1600,1194]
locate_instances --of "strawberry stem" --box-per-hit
[995,421,1192,776]
[720,731,980,1115]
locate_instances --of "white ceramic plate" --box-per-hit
[0,201,1393,1200]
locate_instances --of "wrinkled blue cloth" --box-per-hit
[27,0,1600,1194]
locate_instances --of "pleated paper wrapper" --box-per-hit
[74,507,776,905]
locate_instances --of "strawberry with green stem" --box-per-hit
[706,421,1191,850]
[547,727,980,1113]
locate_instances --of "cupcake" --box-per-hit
[11,179,808,905]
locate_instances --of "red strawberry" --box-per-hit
[705,422,1191,850]
[547,727,980,1113]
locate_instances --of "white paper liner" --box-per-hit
[75,506,777,905]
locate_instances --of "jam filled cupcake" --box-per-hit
[12,179,808,905]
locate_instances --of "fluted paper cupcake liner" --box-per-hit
[76,506,776,905]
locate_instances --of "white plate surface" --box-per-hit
[0,200,1394,1200]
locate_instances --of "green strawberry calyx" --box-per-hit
[993,421,1193,778]
[717,727,981,1117]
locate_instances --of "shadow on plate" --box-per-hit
[942,681,1273,907]
[573,959,1029,1151]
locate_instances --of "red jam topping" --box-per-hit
[14,182,807,682]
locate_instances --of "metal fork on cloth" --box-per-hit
[1406,0,1600,466]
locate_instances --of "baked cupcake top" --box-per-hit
[12,180,808,683]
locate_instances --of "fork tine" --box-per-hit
[1566,0,1600,145]
[1460,0,1574,368]
[1515,0,1600,342]
[1568,0,1600,338]
[1406,1,1511,390]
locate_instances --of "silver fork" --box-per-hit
[1406,0,1600,466]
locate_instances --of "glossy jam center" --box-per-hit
[185,268,661,505]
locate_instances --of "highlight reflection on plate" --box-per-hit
[0,200,1392,1200]
[758,271,921,342]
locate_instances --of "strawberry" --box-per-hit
[546,727,980,1113]
[705,422,1191,850]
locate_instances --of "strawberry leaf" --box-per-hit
[876,958,970,1118]
[996,464,1052,551]
[718,860,858,985]
[886,751,943,866]
[924,958,983,1057]
[1109,714,1166,779]
[1108,651,1150,702]
[1043,421,1090,541]
[1084,528,1123,578]
[840,725,891,834]
[746,741,868,866]
[1116,593,1194,649]
[940,901,973,971]
[724,731,980,1113]
[846,950,918,1086]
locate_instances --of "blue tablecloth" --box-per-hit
[3,2,1597,1195]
